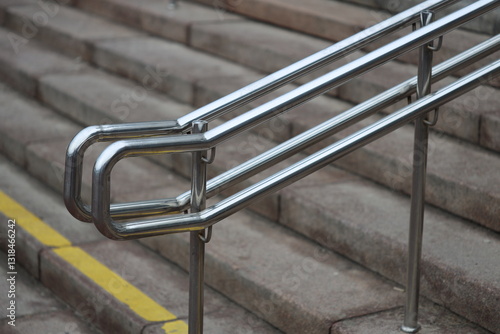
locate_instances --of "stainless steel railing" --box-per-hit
[64,0,500,333]
[64,0,463,223]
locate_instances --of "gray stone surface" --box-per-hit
[77,0,242,44]
[280,179,500,333]
[0,255,62,319]
[193,0,379,42]
[41,240,280,334]
[4,4,142,60]
[142,209,404,334]
[292,112,500,232]
[39,71,192,125]
[0,311,100,334]
[0,27,87,96]
[331,300,493,334]
[93,36,251,104]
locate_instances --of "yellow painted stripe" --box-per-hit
[0,190,187,332]
[162,320,189,333]
[54,246,179,322]
[0,190,71,247]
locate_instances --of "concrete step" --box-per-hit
[0,155,282,333]
[330,299,494,334]
[0,253,101,334]
[280,177,500,333]
[70,0,500,85]
[338,0,499,36]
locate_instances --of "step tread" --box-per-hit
[291,110,500,232]
[330,299,492,334]
[72,0,500,147]
[280,178,500,333]
[0,254,100,333]
[4,3,142,60]
[77,0,243,44]
[0,155,281,334]
[338,0,499,36]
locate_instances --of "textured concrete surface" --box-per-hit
[93,36,251,104]
[0,27,88,96]
[481,110,500,151]
[331,300,493,334]
[142,209,404,334]
[0,311,100,334]
[39,71,192,125]
[280,179,500,333]
[291,112,500,232]
[193,0,379,42]
[77,0,242,44]
[0,251,99,334]
[41,240,281,334]
[190,19,335,81]
[4,4,142,60]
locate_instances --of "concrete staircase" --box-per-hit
[0,0,499,333]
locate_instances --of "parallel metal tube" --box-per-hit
[402,10,435,333]
[95,0,497,164]
[91,60,500,239]
[90,0,499,230]
[201,34,500,201]
[65,0,461,223]
[202,0,497,145]
[189,121,208,334]
[109,35,500,217]
[176,0,460,127]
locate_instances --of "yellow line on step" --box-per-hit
[0,190,187,333]
[54,246,178,322]
[0,191,71,247]
[162,319,190,333]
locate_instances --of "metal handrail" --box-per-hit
[63,0,500,333]
[111,35,499,218]
[90,0,498,227]
[91,60,500,239]
[64,0,462,223]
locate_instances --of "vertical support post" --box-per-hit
[189,120,209,334]
[402,11,435,333]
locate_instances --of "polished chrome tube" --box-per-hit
[64,121,181,222]
[175,0,461,127]
[91,60,500,240]
[189,121,208,334]
[64,0,461,223]
[201,0,497,145]
[94,0,497,161]
[107,35,500,219]
[403,11,435,333]
[191,34,500,208]
[89,0,499,230]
